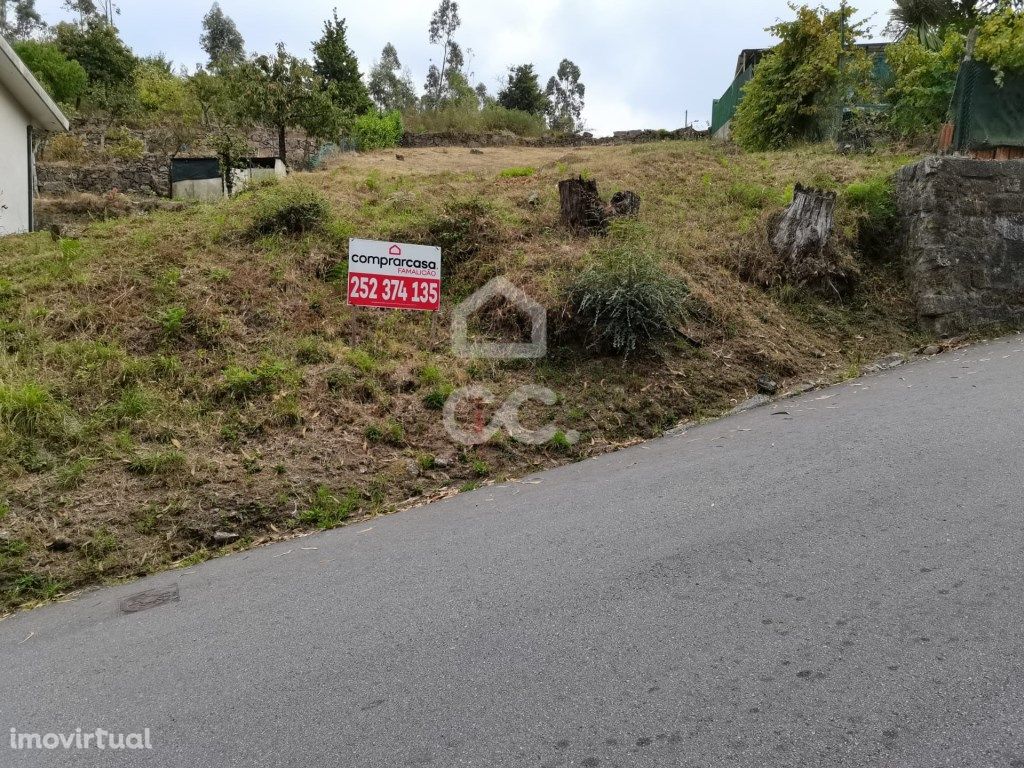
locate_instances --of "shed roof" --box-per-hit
[0,34,70,132]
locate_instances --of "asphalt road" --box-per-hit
[4,338,1024,768]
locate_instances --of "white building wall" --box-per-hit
[0,79,30,236]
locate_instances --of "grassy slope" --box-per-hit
[0,141,927,612]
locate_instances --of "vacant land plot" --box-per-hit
[0,141,928,612]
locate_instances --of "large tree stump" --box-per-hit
[772,184,856,294]
[740,183,857,295]
[559,177,607,235]
[771,183,837,261]
[559,178,641,236]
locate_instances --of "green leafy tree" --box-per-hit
[427,0,461,105]
[236,44,341,164]
[55,17,137,118]
[497,63,548,117]
[1,0,44,40]
[312,9,371,114]
[137,61,202,155]
[189,67,251,192]
[475,81,492,106]
[11,40,87,104]
[368,43,417,112]
[55,18,135,90]
[545,59,585,133]
[422,39,471,109]
[885,30,965,136]
[200,2,245,69]
[351,110,403,150]
[732,4,873,151]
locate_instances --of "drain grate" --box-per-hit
[119,584,180,614]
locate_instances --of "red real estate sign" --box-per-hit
[347,239,442,312]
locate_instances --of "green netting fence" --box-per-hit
[711,67,754,135]
[950,60,1024,151]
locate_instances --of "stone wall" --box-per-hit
[37,155,171,198]
[35,118,321,199]
[896,157,1024,335]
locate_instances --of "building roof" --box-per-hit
[734,41,892,78]
[0,34,70,132]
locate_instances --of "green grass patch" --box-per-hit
[499,167,536,178]
[300,486,360,529]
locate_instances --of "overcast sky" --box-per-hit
[35,0,899,136]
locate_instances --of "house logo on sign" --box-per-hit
[388,244,402,256]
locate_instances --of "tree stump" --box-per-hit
[559,177,607,235]
[768,184,855,294]
[771,184,836,261]
[559,178,641,236]
[609,191,641,217]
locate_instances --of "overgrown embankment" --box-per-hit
[0,141,927,613]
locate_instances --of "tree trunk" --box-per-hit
[558,177,608,235]
[767,183,855,294]
[771,183,836,262]
[278,125,287,165]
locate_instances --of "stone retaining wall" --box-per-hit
[37,156,171,198]
[896,156,1024,334]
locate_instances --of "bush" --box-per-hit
[428,197,503,268]
[976,3,1024,83]
[479,105,547,137]
[732,5,873,151]
[45,134,88,163]
[105,128,146,161]
[885,32,964,138]
[402,105,546,138]
[351,110,404,151]
[569,246,689,357]
[247,184,331,237]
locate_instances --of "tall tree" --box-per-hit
[427,0,461,105]
[200,2,245,69]
[11,40,88,103]
[1,0,44,40]
[62,0,117,25]
[497,64,548,116]
[237,43,341,163]
[55,17,135,90]
[312,9,371,114]
[368,43,417,112]
[545,59,585,133]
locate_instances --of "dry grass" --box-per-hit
[0,140,929,613]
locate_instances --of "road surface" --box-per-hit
[4,338,1024,767]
